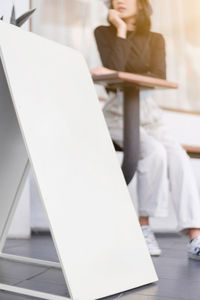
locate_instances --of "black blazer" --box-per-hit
[94,25,166,80]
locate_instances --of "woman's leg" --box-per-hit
[137,128,169,219]
[139,216,149,226]
[167,144,200,236]
[135,130,168,257]
[141,104,200,259]
[103,94,169,219]
[146,123,200,236]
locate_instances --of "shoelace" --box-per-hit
[194,247,200,256]
[191,237,200,256]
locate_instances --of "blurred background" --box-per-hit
[1,0,200,236]
[30,0,200,110]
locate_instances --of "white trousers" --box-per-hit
[103,93,200,232]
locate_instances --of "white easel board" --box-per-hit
[0,21,157,300]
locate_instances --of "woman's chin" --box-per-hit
[121,13,136,21]
[119,12,127,18]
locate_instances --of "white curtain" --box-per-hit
[151,0,200,110]
[31,0,108,98]
[31,0,200,110]
[31,0,107,67]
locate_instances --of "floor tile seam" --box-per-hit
[13,278,29,286]
[13,268,68,288]
[21,267,52,281]
[28,278,67,287]
[12,269,51,286]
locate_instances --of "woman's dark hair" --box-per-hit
[109,0,152,34]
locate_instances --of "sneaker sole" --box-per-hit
[188,253,200,261]
[150,251,162,256]
[150,253,161,257]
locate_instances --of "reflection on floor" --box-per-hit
[0,233,200,299]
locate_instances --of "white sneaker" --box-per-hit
[141,226,162,256]
[188,236,200,261]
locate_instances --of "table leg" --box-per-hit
[122,87,140,185]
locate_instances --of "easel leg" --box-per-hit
[0,160,30,252]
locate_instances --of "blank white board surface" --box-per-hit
[0,58,28,240]
[0,22,157,300]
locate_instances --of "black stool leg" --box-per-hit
[121,87,140,185]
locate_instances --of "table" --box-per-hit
[93,68,178,184]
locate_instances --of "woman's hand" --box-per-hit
[108,9,127,38]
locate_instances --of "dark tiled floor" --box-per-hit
[0,233,199,299]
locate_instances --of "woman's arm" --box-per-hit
[94,26,132,71]
[149,33,166,79]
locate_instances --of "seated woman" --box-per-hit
[94,0,200,260]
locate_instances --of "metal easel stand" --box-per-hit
[0,161,70,300]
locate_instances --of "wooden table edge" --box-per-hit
[92,71,178,89]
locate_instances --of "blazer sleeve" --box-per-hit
[94,26,132,71]
[149,33,166,79]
